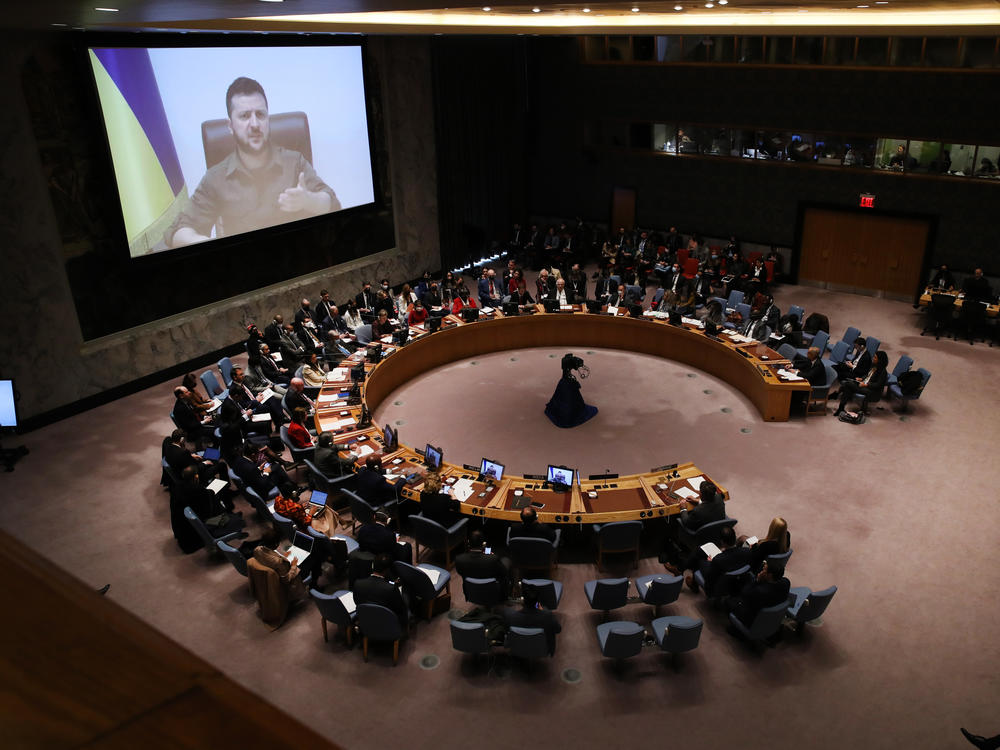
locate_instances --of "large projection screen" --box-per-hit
[88,44,375,257]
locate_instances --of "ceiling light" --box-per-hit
[532,6,541,11]
[51,22,67,26]
[631,6,640,11]
[875,1,888,3]
[94,6,119,11]
[718,0,728,4]
[582,7,591,11]
[482,5,491,9]
[857,4,869,6]
[257,0,284,3]
[674,4,683,9]
[705,2,714,6]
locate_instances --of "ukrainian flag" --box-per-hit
[90,48,187,255]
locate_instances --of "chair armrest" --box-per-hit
[446,517,470,535]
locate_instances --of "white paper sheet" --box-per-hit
[206,478,228,494]
[451,478,475,503]
[337,591,356,613]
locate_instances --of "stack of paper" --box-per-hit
[674,486,699,500]
[326,367,349,382]
[356,444,375,457]
[420,566,442,586]
[777,368,804,381]
[206,478,229,494]
[326,417,356,431]
[688,475,706,491]
[451,478,475,503]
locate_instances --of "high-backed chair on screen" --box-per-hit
[271,512,296,542]
[865,336,881,357]
[835,326,861,351]
[693,564,750,601]
[202,111,312,170]
[354,324,373,345]
[787,304,805,324]
[777,343,798,361]
[506,626,549,664]
[921,294,956,339]
[797,329,829,358]
[462,577,504,608]
[183,507,243,556]
[726,290,744,310]
[677,516,737,548]
[823,340,849,367]
[216,539,248,577]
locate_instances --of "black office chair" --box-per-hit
[921,293,956,340]
[202,111,312,170]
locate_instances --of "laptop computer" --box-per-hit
[202,447,221,461]
[309,490,328,509]
[286,530,314,565]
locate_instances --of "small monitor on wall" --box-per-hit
[425,443,443,471]
[480,458,505,482]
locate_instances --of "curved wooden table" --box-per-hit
[316,309,808,524]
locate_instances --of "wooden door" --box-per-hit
[611,186,636,233]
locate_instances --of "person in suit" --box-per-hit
[169,466,245,553]
[421,282,444,309]
[832,337,871,384]
[172,386,216,442]
[509,279,535,311]
[535,268,556,301]
[478,268,505,308]
[229,367,284,431]
[356,456,400,508]
[455,529,510,597]
[682,525,752,595]
[419,471,463,529]
[162,429,227,488]
[502,586,561,656]
[835,350,889,416]
[728,559,791,629]
[509,506,556,543]
[355,281,376,317]
[357,512,411,563]
[567,263,587,300]
[451,288,478,316]
[263,315,284,350]
[256,343,290,386]
[285,377,314,414]
[353,553,410,628]
[370,308,395,339]
[928,265,955,291]
[277,322,308,363]
[229,441,293,501]
[593,268,618,303]
[676,480,726,534]
[742,310,770,342]
[544,277,576,306]
[791,346,827,386]
[313,431,353,477]
[962,268,993,302]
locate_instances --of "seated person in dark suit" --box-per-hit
[743,516,791,574]
[419,471,463,529]
[502,586,561,656]
[832,337,871,384]
[370,308,396,340]
[257,343,291,386]
[682,525,751,595]
[929,264,956,291]
[172,386,216,443]
[728,559,791,629]
[509,279,535,311]
[169,466,245,553]
[672,479,726,544]
[229,366,285,431]
[834,350,889,416]
[356,456,400,508]
[508,506,556,543]
[353,553,410,629]
[790,346,827,386]
[962,267,993,302]
[313,431,353,477]
[229,441,293,501]
[162,429,227,487]
[285,378,315,414]
[357,511,412,563]
[455,530,510,597]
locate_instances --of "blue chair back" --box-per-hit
[727,290,744,309]
[355,324,373,345]
[709,564,751,598]
[915,368,931,396]
[410,514,448,548]
[811,329,830,354]
[346,489,378,525]
[244,486,274,520]
[788,304,804,322]
[281,424,313,461]
[598,520,643,549]
[507,626,548,659]
[626,284,643,301]
[463,577,503,607]
[585,578,630,610]
[609,274,622,286]
[777,343,798,360]
[509,536,557,571]
[657,615,703,654]
[827,340,849,365]
[735,302,751,322]
[866,336,881,356]
[357,603,404,641]
[217,356,235,387]
[310,588,356,629]
[450,620,489,655]
[639,574,683,607]
[394,561,439,601]
[891,355,913,378]
[200,370,225,398]
[744,598,792,641]
[795,585,837,624]
[521,578,563,610]
[272,512,295,541]
[766,549,793,572]
[651,288,665,307]
[839,326,861,349]
[216,540,247,576]
[597,621,645,659]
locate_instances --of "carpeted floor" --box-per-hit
[1,278,998,750]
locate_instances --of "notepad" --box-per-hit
[258,387,277,402]
[337,591,356,614]
[746,536,759,546]
[420,566,442,586]
[674,487,698,500]
[251,413,271,423]
[700,542,722,559]
[777,368,804,381]
[271,352,282,362]
[317,393,343,404]
[207,398,223,413]
[606,305,619,315]
[356,444,375,457]
[452,478,475,503]
[482,307,494,314]
[327,418,356,431]
[206,478,228,494]
[688,475,706,491]
[326,367,349,382]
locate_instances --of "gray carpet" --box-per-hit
[1,280,997,750]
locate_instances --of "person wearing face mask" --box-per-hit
[355,282,375,317]
[342,300,363,332]
[421,282,443,309]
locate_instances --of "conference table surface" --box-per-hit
[312,305,812,525]
[918,288,999,317]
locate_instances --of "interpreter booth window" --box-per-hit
[758,131,791,161]
[608,36,632,62]
[654,123,678,153]
[794,37,824,65]
[943,143,977,176]
[925,37,959,67]
[960,37,998,69]
[683,37,720,63]
[843,137,876,168]
[824,37,857,65]
[816,136,845,166]
[709,37,736,63]
[738,37,765,64]
[584,37,608,62]
[856,37,889,66]
[629,122,654,150]
[703,128,732,157]
[677,124,707,154]
[889,37,925,66]
[655,36,684,63]
[633,36,656,62]
[604,121,630,149]
[875,138,911,170]
[973,145,1000,179]
[767,37,795,65]
[732,130,757,159]
[787,133,816,162]
[906,140,947,174]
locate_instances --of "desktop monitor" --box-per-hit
[546,465,575,487]
[383,423,397,450]
[424,443,443,471]
[480,458,505,482]
[0,380,17,429]
[427,316,443,333]
[461,307,479,323]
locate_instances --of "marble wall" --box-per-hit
[0,34,438,423]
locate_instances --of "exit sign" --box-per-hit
[859,193,876,208]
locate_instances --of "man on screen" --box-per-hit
[165,77,340,248]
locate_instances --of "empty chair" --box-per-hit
[507,529,561,578]
[594,520,643,569]
[271,512,296,541]
[244,485,277,521]
[309,588,357,646]
[888,367,931,412]
[887,354,914,386]
[837,326,861,350]
[865,336,881,357]
[652,615,703,665]
[650,288,665,308]
[354,324,373,345]
[961,299,990,344]
[200,370,226,399]
[217,356,235,387]
[584,577,630,617]
[345,489,394,533]
[727,290,745,310]
[357,603,405,665]
[409,513,469,568]
[216,539,248,577]
[183,506,243,555]
[728,597,792,648]
[626,284,644,302]
[787,585,838,630]
[450,620,491,659]
[463,576,504,608]
[693,564,751,600]
[280,424,314,465]
[806,361,838,416]
[394,560,451,620]
[824,340,849,367]
[922,294,956,339]
[777,342,798,361]
[797,329,829,358]
[506,626,549,662]
[634,573,683,616]
[521,578,563,610]
[596,621,646,661]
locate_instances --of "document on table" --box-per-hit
[777,368,804,381]
[687,475,705,491]
[607,305,619,315]
[381,335,394,344]
[326,367,349,382]
[482,307,494,314]
[206,479,228,494]
[326,418,356,431]
[355,444,375,457]
[338,591,356,614]
[251,413,271,423]
[451,478,475,503]
[317,393,345,405]
[674,487,699,500]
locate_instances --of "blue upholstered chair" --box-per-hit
[354,324,373,345]
[596,621,646,661]
[594,520,643,570]
[183,507,242,556]
[634,573,683,617]
[836,326,861,351]
[506,626,549,662]
[463,576,504,608]
[217,356,235,387]
[280,424,314,466]
[888,367,930,412]
[309,588,357,646]
[677,516,738,547]
[394,560,451,620]
[787,585,838,630]
[787,304,805,323]
[357,603,405,665]
[521,578,563,610]
[410,513,468,568]
[584,577,630,617]
[726,290,745,310]
[507,528,561,577]
[271,512,296,541]
[216,539,248,577]
[693,564,751,600]
[200,369,226,399]
[797,329,829,358]
[244,485,277,521]
[652,615,703,665]
[728,597,793,649]
[824,340,849,367]
[450,620,491,659]
[887,354,913,386]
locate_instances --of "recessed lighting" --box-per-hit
[51,22,67,26]
[857,4,869,7]
[582,6,591,11]
[257,0,284,3]
[705,2,713,6]
[532,6,541,11]
[674,4,683,9]
[631,6,640,11]
[875,1,888,3]
[718,0,728,4]
[482,5,491,9]
[94,6,119,11]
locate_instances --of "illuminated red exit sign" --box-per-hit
[859,193,876,208]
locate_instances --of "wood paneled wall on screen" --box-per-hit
[799,207,929,299]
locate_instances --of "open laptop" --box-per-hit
[309,490,328,509]
[286,530,314,565]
